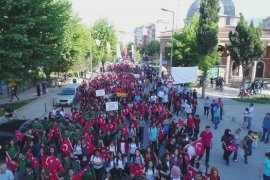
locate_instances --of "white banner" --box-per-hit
[171,66,199,84]
[96,89,105,97]
[106,101,118,111]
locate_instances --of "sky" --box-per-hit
[71,0,270,32]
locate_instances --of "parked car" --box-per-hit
[0,119,33,160]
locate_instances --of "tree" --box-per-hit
[91,19,117,71]
[134,50,142,63]
[227,14,264,98]
[196,0,220,98]
[146,40,160,56]
[0,0,90,83]
[165,14,200,67]
[0,0,37,82]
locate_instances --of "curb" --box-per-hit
[0,88,58,120]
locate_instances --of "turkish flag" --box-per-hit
[15,130,25,142]
[185,165,197,180]
[192,138,205,156]
[183,152,190,164]
[49,170,59,180]
[100,147,109,154]
[48,128,54,141]
[61,139,73,155]
[55,127,61,139]
[48,126,62,141]
[130,164,144,176]
[59,163,65,174]
[74,114,85,125]
[5,151,17,171]
[122,126,129,138]
[101,123,116,132]
[226,144,237,152]
[98,153,113,160]
[85,144,95,155]
[83,133,92,145]
[83,121,92,133]
[26,152,40,168]
[88,132,96,140]
[42,155,60,170]
[72,164,90,180]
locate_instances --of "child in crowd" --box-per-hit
[252,132,259,149]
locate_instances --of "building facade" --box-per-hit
[158,0,270,82]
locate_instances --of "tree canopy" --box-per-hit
[165,14,200,67]
[146,40,160,56]
[91,19,117,70]
[228,14,264,97]
[196,0,220,98]
[0,0,91,83]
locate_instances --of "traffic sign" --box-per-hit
[166,74,175,83]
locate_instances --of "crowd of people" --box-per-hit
[0,60,268,180]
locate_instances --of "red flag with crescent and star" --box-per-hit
[83,133,92,145]
[42,155,61,170]
[183,152,190,164]
[185,165,197,180]
[122,126,129,138]
[130,164,145,176]
[61,139,73,155]
[26,152,40,168]
[72,163,90,180]
[226,144,237,152]
[101,123,116,132]
[49,170,59,180]
[15,130,25,142]
[192,138,205,156]
[48,126,62,141]
[5,151,17,171]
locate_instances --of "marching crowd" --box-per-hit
[0,60,268,180]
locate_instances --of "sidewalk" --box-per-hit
[0,87,58,122]
[195,87,269,180]
[196,86,270,133]
[0,87,38,105]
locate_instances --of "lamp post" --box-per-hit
[161,8,174,73]
[89,33,93,74]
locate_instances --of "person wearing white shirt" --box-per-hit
[162,92,169,109]
[90,150,105,178]
[247,103,254,129]
[145,161,157,180]
[114,152,126,170]
[0,163,14,180]
[185,144,196,160]
[185,102,193,118]
[158,90,164,101]
[150,94,157,104]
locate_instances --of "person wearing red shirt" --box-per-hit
[200,125,213,166]
[193,115,201,139]
[186,114,194,137]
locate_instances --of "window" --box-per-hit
[226,17,230,26]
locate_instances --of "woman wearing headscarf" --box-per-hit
[209,166,220,180]
[221,129,234,165]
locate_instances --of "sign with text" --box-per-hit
[116,92,128,97]
[106,101,118,111]
[96,89,105,97]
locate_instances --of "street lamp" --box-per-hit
[161,8,174,73]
